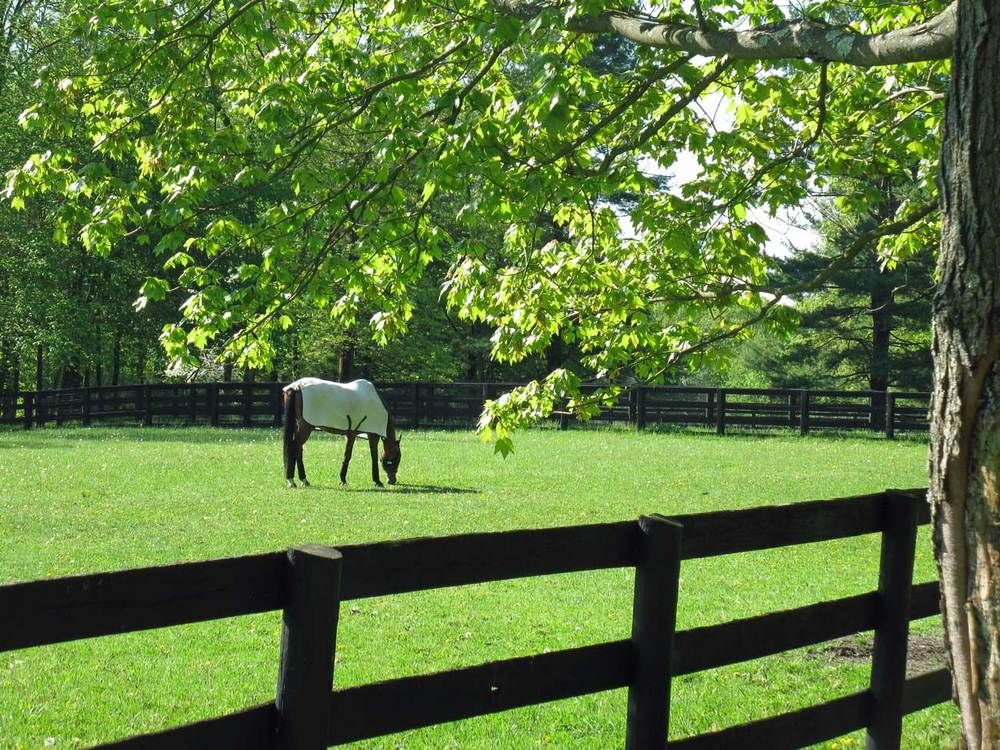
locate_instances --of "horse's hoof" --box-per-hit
[340,480,347,486]
[287,481,297,489]
[302,479,310,487]
[374,481,384,488]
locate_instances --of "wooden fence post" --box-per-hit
[625,514,683,750]
[715,388,726,435]
[885,392,896,440]
[242,381,252,427]
[185,384,195,425]
[82,387,91,426]
[412,383,421,428]
[210,383,220,427]
[636,387,647,431]
[275,545,343,750]
[865,490,919,750]
[23,392,33,429]
[143,384,153,426]
[799,389,810,435]
[6,383,18,422]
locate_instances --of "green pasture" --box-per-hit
[0,426,958,748]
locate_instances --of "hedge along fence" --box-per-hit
[0,490,950,749]
[0,381,930,438]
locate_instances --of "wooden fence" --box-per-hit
[0,382,930,438]
[1,490,950,748]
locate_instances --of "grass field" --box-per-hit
[0,425,959,748]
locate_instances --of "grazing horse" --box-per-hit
[282,378,401,488]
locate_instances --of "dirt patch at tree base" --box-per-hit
[808,632,947,675]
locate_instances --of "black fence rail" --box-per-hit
[1,490,950,749]
[0,382,930,438]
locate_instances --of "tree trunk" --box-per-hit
[35,345,43,391]
[931,1,1000,746]
[870,256,893,431]
[112,334,121,385]
[5,356,19,421]
[545,334,565,374]
[338,345,354,382]
[0,344,7,396]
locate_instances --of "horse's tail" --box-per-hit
[282,389,297,479]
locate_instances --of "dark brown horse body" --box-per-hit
[282,384,401,488]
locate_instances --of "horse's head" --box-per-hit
[381,435,402,485]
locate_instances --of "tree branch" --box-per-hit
[494,1,956,66]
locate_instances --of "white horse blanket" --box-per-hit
[283,378,389,438]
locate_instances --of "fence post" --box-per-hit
[242,381,252,427]
[866,490,919,750]
[7,383,17,422]
[625,514,683,750]
[23,392,33,429]
[183,384,193,424]
[82,387,91,426]
[715,388,726,435]
[636,387,647,431]
[885,392,896,440]
[412,383,421,428]
[799,389,810,435]
[143,384,153,426]
[275,545,343,750]
[210,382,220,427]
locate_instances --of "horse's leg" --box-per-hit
[283,392,297,488]
[368,434,383,487]
[284,435,296,487]
[297,425,312,486]
[340,432,355,485]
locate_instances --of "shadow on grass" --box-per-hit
[0,424,281,445]
[630,423,930,444]
[317,483,479,495]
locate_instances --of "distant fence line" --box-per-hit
[0,381,930,438]
[0,489,949,748]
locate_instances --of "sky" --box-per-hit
[621,87,820,260]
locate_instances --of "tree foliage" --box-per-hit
[4,0,951,448]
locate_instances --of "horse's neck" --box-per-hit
[384,413,397,442]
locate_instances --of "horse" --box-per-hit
[282,377,402,488]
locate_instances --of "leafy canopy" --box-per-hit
[5,0,947,451]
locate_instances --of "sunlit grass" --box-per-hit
[0,426,956,748]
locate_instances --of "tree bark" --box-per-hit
[931,1,1000,746]
[869,266,892,395]
[112,334,121,385]
[495,0,956,66]
[869,258,892,431]
[338,344,354,382]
